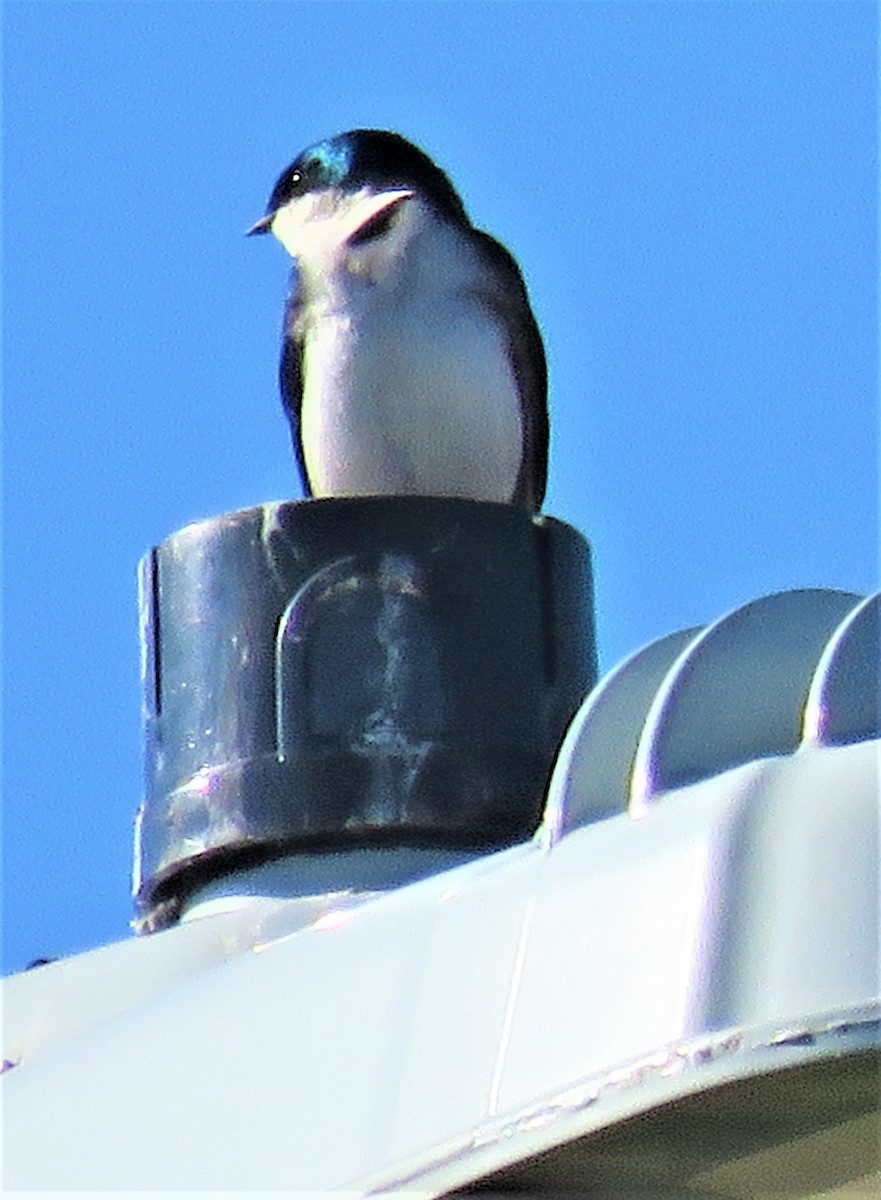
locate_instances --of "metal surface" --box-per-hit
[180,845,485,921]
[543,626,702,835]
[3,588,877,1192]
[135,497,595,929]
[372,1010,880,1198]
[3,738,876,1191]
[629,588,862,809]
[804,591,880,746]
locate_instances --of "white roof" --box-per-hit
[3,588,878,1194]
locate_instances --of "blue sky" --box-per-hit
[2,2,877,974]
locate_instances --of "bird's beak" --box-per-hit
[252,187,415,259]
[245,213,275,237]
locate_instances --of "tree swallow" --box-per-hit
[248,129,548,510]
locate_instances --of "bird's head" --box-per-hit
[246,129,470,263]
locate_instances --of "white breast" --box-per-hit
[296,204,524,503]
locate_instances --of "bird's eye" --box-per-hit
[289,170,303,190]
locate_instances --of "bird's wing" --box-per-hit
[279,273,311,496]
[470,230,549,511]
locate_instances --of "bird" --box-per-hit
[247,129,548,510]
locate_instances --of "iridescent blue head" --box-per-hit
[248,129,469,235]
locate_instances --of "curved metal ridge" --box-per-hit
[630,588,862,804]
[803,591,880,747]
[542,627,701,838]
[548,588,879,831]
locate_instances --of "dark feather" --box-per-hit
[278,276,311,496]
[469,229,548,510]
